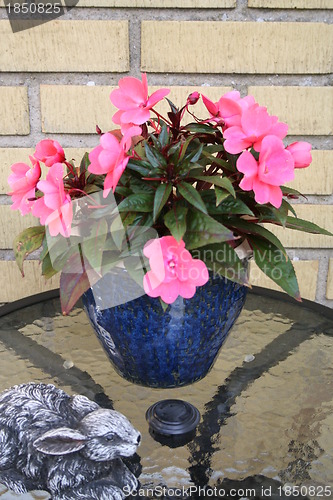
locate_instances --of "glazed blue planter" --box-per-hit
[82,273,247,388]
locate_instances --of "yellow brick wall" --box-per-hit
[0,2,332,307]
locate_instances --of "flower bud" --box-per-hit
[187,92,200,105]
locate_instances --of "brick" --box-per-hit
[249,260,318,301]
[62,0,236,6]
[0,261,59,303]
[41,86,113,134]
[0,20,128,72]
[286,150,333,195]
[141,21,332,74]
[248,86,333,136]
[0,205,37,249]
[41,85,232,134]
[265,204,333,248]
[327,259,333,300]
[0,87,29,136]
[0,148,89,194]
[248,0,332,8]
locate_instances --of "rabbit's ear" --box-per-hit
[33,427,87,455]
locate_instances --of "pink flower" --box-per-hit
[34,139,65,167]
[143,236,209,304]
[202,94,242,128]
[236,135,295,208]
[110,73,170,132]
[202,91,256,129]
[224,104,288,154]
[286,141,312,169]
[33,163,72,238]
[8,157,41,215]
[222,90,256,113]
[88,126,141,198]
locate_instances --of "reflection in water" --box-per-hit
[0,292,332,499]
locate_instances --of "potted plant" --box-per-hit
[8,74,331,387]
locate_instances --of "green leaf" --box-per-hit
[184,211,234,250]
[177,181,208,214]
[257,199,298,226]
[127,160,151,176]
[39,236,49,262]
[282,199,297,218]
[168,142,182,165]
[159,122,169,148]
[44,235,81,273]
[166,97,179,114]
[41,252,58,279]
[60,253,100,315]
[130,177,155,194]
[164,205,188,241]
[256,202,289,226]
[225,218,287,257]
[208,197,254,216]
[249,236,301,301]
[184,123,217,134]
[153,183,172,222]
[144,143,167,168]
[215,187,230,206]
[281,186,306,199]
[285,216,333,236]
[177,137,193,164]
[193,175,235,197]
[123,255,147,289]
[187,144,204,164]
[81,219,108,273]
[110,213,130,251]
[159,298,169,312]
[201,151,233,171]
[194,242,249,285]
[84,184,102,195]
[13,226,45,276]
[204,145,225,154]
[80,152,90,175]
[117,193,154,213]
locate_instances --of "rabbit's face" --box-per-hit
[79,409,141,462]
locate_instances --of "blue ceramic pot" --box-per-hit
[82,272,247,388]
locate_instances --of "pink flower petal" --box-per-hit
[236,150,258,177]
[241,105,272,138]
[202,95,218,116]
[258,136,295,186]
[120,108,151,125]
[141,73,148,99]
[253,178,283,208]
[178,281,196,299]
[218,97,242,120]
[119,76,147,104]
[239,176,255,191]
[286,141,312,168]
[146,88,170,108]
[110,88,140,110]
[32,196,53,225]
[100,132,120,150]
[112,109,124,126]
[224,127,252,154]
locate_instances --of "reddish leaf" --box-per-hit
[60,252,100,315]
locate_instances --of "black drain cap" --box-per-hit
[146,399,200,438]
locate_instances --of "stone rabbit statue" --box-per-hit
[0,383,141,499]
